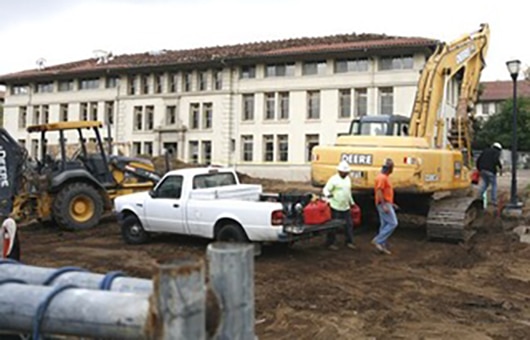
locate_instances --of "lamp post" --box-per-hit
[506,59,522,209]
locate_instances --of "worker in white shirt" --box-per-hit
[323,160,356,250]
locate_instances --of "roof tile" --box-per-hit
[0,32,437,82]
[480,80,530,101]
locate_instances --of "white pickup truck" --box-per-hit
[113,167,345,246]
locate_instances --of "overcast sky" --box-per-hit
[0,0,528,85]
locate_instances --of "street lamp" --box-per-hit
[506,59,522,209]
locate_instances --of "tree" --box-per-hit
[473,97,530,151]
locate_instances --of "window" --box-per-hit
[31,139,39,157]
[133,142,142,155]
[168,73,177,92]
[303,61,326,75]
[355,88,368,117]
[90,102,98,121]
[42,105,49,123]
[11,84,29,95]
[240,65,256,79]
[58,80,73,92]
[80,103,88,120]
[163,142,178,156]
[134,106,143,130]
[33,106,40,124]
[265,63,295,77]
[166,105,177,125]
[128,75,136,95]
[190,103,200,129]
[79,78,99,90]
[263,135,274,162]
[241,135,253,162]
[307,91,320,119]
[104,101,114,125]
[242,94,254,121]
[279,92,289,120]
[60,104,68,122]
[145,106,154,130]
[189,141,199,164]
[18,140,26,149]
[183,72,192,91]
[154,73,163,93]
[198,71,207,91]
[203,103,213,129]
[192,172,236,189]
[277,135,288,162]
[201,141,212,165]
[213,69,222,90]
[339,89,352,118]
[335,59,369,73]
[35,82,53,93]
[379,87,394,115]
[305,134,319,162]
[379,55,414,70]
[155,175,184,199]
[105,76,119,88]
[141,74,149,94]
[264,93,275,120]
[156,176,183,199]
[144,142,153,156]
[482,102,491,115]
[18,107,27,128]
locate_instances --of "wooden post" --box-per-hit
[207,242,255,340]
[0,262,152,294]
[146,259,206,340]
[0,283,148,339]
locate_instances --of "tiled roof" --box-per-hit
[480,80,530,101]
[0,33,438,83]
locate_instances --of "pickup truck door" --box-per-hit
[143,175,186,234]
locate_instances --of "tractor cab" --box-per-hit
[343,114,410,137]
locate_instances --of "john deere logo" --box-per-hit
[341,153,373,165]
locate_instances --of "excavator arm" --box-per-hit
[409,23,489,159]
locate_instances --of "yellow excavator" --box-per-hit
[0,121,160,230]
[311,24,490,242]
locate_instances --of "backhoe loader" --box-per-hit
[311,24,490,242]
[0,121,160,230]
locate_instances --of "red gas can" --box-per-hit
[351,204,362,227]
[303,200,332,225]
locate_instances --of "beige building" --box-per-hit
[476,80,530,119]
[0,33,437,180]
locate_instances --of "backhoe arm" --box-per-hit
[409,24,490,151]
[0,128,29,217]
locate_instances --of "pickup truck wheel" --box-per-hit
[216,223,248,243]
[121,215,150,245]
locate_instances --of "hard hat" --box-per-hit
[492,142,502,150]
[337,160,351,172]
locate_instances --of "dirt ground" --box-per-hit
[15,171,530,339]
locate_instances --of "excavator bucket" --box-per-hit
[0,128,26,217]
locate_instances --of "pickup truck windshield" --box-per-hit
[192,172,237,189]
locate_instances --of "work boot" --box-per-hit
[346,243,357,250]
[328,244,339,251]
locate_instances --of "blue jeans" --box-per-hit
[326,208,354,245]
[479,170,497,205]
[374,203,398,245]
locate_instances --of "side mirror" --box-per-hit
[148,190,157,198]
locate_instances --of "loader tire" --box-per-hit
[53,182,104,231]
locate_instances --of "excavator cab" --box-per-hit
[345,114,410,137]
[0,121,160,231]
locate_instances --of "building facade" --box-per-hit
[0,34,437,180]
[476,80,530,118]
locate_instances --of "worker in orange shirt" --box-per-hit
[372,159,398,255]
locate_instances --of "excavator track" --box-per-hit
[426,196,483,243]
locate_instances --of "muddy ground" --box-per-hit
[16,172,530,339]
